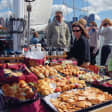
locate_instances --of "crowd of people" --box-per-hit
[31,10,112,67]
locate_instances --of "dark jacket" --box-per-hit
[67,35,90,66]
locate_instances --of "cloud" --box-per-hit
[0,0,8,10]
[81,0,112,21]
[51,4,73,17]
[0,11,12,18]
[7,0,13,10]
[0,0,13,11]
[0,0,13,18]
[95,14,101,21]
[83,0,112,14]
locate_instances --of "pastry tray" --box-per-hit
[42,89,112,112]
[0,88,39,111]
[0,63,38,84]
[87,79,112,94]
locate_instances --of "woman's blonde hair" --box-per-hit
[72,22,89,39]
[102,18,112,26]
[78,18,87,26]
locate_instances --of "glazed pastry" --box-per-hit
[52,64,85,76]
[4,69,12,74]
[30,65,59,78]
[30,67,45,78]
[15,93,26,101]
[18,80,28,88]
[1,80,34,101]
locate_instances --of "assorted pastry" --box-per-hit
[1,80,34,101]
[35,76,86,95]
[50,87,112,112]
[35,78,54,95]
[78,72,110,82]
[3,69,23,77]
[1,63,112,110]
[53,76,86,92]
[30,65,59,78]
[52,64,85,76]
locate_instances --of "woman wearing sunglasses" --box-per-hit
[67,22,90,66]
[99,18,112,65]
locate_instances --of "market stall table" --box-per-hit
[0,56,24,63]
[92,104,112,112]
[10,99,53,112]
[0,56,24,61]
[10,99,112,112]
[47,55,67,59]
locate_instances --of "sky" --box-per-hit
[0,0,112,26]
[53,0,112,26]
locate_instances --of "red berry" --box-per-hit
[55,88,61,92]
[74,84,78,88]
[66,76,70,80]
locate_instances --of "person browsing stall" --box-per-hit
[99,18,112,65]
[30,32,46,47]
[47,10,71,49]
[30,32,40,44]
[88,21,100,65]
[67,22,90,66]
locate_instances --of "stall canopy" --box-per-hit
[27,0,53,31]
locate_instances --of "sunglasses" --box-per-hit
[103,23,108,26]
[55,16,62,18]
[89,25,94,27]
[72,30,81,32]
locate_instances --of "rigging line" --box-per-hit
[78,0,80,15]
[63,0,65,4]
[86,0,89,16]
[73,0,75,17]
[82,0,86,14]
[65,0,70,20]
[80,0,83,15]
[7,0,12,11]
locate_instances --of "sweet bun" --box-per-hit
[15,93,26,101]
[1,84,10,91]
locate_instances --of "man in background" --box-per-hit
[47,11,71,50]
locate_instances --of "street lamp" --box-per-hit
[24,0,35,44]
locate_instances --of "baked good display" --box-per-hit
[52,64,85,76]
[4,69,23,77]
[35,76,86,95]
[79,72,110,82]
[53,76,86,92]
[35,78,54,95]
[50,87,112,112]
[1,80,34,101]
[30,65,59,78]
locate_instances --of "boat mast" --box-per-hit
[73,0,75,17]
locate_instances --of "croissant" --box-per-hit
[32,68,45,78]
